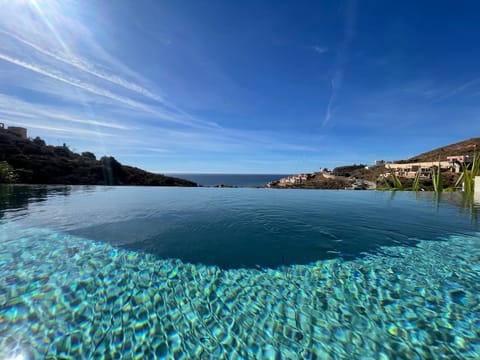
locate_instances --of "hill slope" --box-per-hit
[408,138,480,162]
[270,137,479,190]
[0,129,197,186]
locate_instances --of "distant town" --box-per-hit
[267,143,478,191]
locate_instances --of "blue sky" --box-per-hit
[0,0,479,173]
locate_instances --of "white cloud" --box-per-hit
[0,53,152,111]
[0,51,221,128]
[0,30,165,103]
[0,0,325,166]
[0,94,130,130]
[0,1,218,129]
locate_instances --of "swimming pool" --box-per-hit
[1,186,479,358]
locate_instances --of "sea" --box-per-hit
[166,173,292,187]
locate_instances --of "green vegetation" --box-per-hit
[382,171,405,191]
[0,161,16,183]
[431,162,443,193]
[455,152,480,193]
[390,172,404,190]
[411,169,421,191]
[383,170,422,191]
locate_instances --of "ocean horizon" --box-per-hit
[166,173,292,187]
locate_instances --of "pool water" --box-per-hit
[0,186,479,359]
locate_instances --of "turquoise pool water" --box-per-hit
[0,186,479,358]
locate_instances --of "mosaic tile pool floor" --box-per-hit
[1,223,479,359]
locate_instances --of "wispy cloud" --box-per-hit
[313,46,329,55]
[144,147,172,153]
[0,1,220,129]
[324,71,343,126]
[401,77,480,104]
[401,80,446,99]
[0,119,115,138]
[0,0,325,171]
[0,53,154,112]
[431,77,480,103]
[0,52,220,128]
[323,0,357,126]
[0,29,165,103]
[0,94,131,130]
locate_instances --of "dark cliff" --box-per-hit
[0,129,197,186]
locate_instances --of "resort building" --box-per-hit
[267,173,313,187]
[385,161,450,178]
[279,173,311,185]
[385,155,473,178]
[447,155,471,163]
[447,154,473,171]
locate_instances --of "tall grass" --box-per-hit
[391,172,404,190]
[384,171,403,190]
[431,161,443,193]
[383,169,422,191]
[454,152,480,193]
[411,168,421,192]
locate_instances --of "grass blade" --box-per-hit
[412,168,421,191]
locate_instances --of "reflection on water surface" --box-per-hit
[0,186,479,358]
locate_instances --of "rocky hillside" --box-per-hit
[0,129,197,186]
[331,164,367,177]
[407,138,480,162]
[269,137,478,190]
[269,173,354,190]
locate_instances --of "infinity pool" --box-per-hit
[1,186,479,358]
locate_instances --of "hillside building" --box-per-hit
[447,155,473,164]
[385,155,473,178]
[0,123,28,139]
[267,173,313,187]
[7,127,27,139]
[385,161,447,178]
